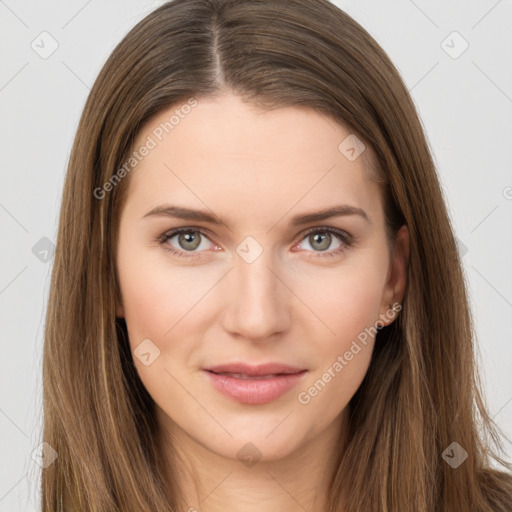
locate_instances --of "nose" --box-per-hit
[220,248,292,342]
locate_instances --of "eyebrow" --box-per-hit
[143,204,371,226]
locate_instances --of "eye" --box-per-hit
[157,228,216,259]
[293,227,354,257]
[156,226,354,260]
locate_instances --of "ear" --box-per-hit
[377,224,409,327]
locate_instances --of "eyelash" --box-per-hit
[156,226,354,260]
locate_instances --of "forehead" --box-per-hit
[122,95,383,225]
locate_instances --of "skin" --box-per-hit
[115,93,409,512]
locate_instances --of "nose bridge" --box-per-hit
[222,237,290,339]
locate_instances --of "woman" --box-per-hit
[41,0,512,510]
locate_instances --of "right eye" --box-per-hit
[157,228,219,259]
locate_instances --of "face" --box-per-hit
[115,93,408,463]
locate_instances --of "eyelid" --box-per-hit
[158,225,354,258]
[158,226,218,246]
[156,226,220,256]
[297,226,353,244]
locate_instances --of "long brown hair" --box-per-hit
[41,0,512,510]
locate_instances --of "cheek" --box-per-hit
[116,242,206,410]
[295,293,378,420]
[292,258,385,410]
[117,261,174,347]
[116,238,224,412]
[291,256,386,343]
[117,234,207,346]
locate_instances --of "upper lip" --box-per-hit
[203,362,307,376]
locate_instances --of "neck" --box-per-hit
[158,407,349,512]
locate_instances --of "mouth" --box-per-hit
[205,371,305,380]
[202,363,308,404]
[203,362,307,377]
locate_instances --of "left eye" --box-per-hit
[158,227,353,259]
[295,228,349,254]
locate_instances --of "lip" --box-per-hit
[202,362,308,404]
[203,362,306,376]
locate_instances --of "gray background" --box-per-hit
[1,1,511,510]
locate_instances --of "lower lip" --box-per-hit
[203,370,308,404]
